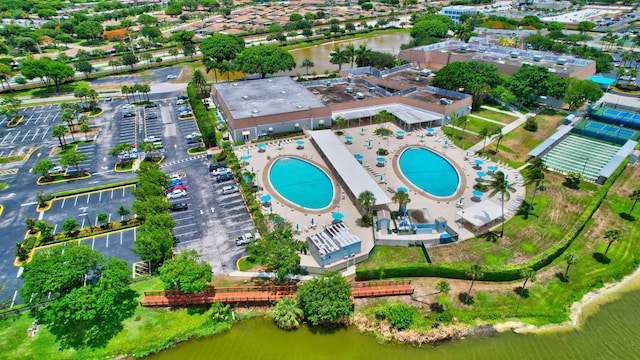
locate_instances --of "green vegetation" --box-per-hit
[246,225,308,283]
[238,256,259,271]
[159,250,213,294]
[472,109,518,123]
[0,154,26,164]
[297,271,352,326]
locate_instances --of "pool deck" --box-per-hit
[234,123,526,270]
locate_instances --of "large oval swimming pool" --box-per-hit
[398,147,460,198]
[268,157,334,210]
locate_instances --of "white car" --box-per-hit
[123,104,134,109]
[167,74,177,79]
[170,173,182,181]
[176,99,185,105]
[167,189,187,199]
[212,167,232,176]
[222,185,238,195]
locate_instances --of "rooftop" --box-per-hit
[213,77,327,120]
[308,222,361,256]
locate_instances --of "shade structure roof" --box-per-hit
[331,103,443,125]
[310,130,391,206]
[457,200,502,228]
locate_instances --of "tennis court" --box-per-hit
[574,119,640,144]
[591,106,640,129]
[603,109,640,122]
[586,122,636,137]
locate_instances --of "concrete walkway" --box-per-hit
[467,107,543,153]
[228,265,356,279]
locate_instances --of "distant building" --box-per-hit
[307,222,361,267]
[399,40,596,79]
[440,6,478,24]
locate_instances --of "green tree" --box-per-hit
[486,171,515,237]
[508,65,567,105]
[301,58,314,75]
[477,127,489,153]
[24,215,37,233]
[411,19,448,39]
[62,217,79,236]
[0,63,14,92]
[33,159,56,179]
[118,205,131,220]
[564,78,604,110]
[60,150,88,174]
[272,295,304,330]
[629,189,640,215]
[577,21,595,34]
[564,253,577,278]
[122,53,139,70]
[603,229,621,257]
[0,95,22,120]
[391,190,411,214]
[20,57,51,89]
[355,44,372,67]
[159,250,213,294]
[80,121,91,141]
[431,61,503,95]
[168,48,179,61]
[133,224,174,269]
[192,69,208,97]
[46,60,74,92]
[96,212,109,229]
[235,45,296,79]
[137,13,158,25]
[329,47,349,70]
[199,33,245,65]
[357,190,376,215]
[74,61,93,79]
[520,267,536,292]
[296,271,352,326]
[564,171,581,189]
[524,158,546,217]
[74,20,103,43]
[246,226,307,283]
[51,124,69,146]
[435,280,451,306]
[464,264,484,304]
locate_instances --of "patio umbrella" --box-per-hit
[472,190,483,198]
[269,206,273,214]
[420,134,425,141]
[476,171,487,178]
[367,140,372,148]
[465,151,469,158]
[487,165,497,174]
[397,187,408,193]
[376,157,386,163]
[258,143,266,152]
[332,212,344,221]
[380,175,384,182]
[296,223,299,232]
[240,155,250,164]
[296,140,304,149]
[361,127,365,135]
[345,135,353,144]
[260,195,272,203]
[311,218,315,226]
[396,130,405,136]
[474,159,484,166]
[427,127,435,135]
[354,153,364,162]
[277,140,282,148]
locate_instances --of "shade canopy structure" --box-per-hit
[487,165,497,174]
[240,155,250,163]
[476,171,487,178]
[457,200,503,232]
[474,159,484,166]
[260,195,272,203]
[354,153,364,160]
[332,212,344,221]
[397,187,408,193]
[257,143,266,152]
[310,130,392,206]
[296,140,304,149]
[427,127,435,135]
[345,135,353,144]
[376,157,386,163]
[396,130,405,139]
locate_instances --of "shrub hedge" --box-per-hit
[356,159,628,281]
[187,84,217,148]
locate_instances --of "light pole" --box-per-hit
[79,213,92,229]
[582,157,590,177]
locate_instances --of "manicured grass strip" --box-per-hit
[237,256,258,271]
[473,109,518,124]
[0,154,26,164]
[43,179,138,201]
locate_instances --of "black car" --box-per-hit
[177,95,189,100]
[209,163,227,172]
[169,202,188,211]
[145,102,158,108]
[123,112,135,118]
[216,173,234,183]
[146,113,158,120]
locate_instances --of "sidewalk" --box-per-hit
[466,107,543,153]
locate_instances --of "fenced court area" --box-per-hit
[573,118,639,144]
[590,104,640,129]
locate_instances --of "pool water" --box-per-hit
[398,147,460,197]
[269,157,334,209]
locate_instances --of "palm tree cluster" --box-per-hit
[121,84,151,103]
[191,70,208,98]
[486,171,516,237]
[330,44,372,70]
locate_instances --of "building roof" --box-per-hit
[310,130,392,206]
[307,222,360,256]
[457,200,502,228]
[213,77,327,120]
[332,103,443,125]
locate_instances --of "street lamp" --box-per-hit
[582,157,590,177]
[79,213,92,229]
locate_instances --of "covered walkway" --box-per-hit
[332,103,444,131]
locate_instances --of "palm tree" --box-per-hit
[141,84,151,101]
[520,267,536,292]
[121,85,130,103]
[621,51,633,68]
[629,189,640,215]
[357,190,376,215]
[564,253,577,278]
[300,58,314,75]
[329,47,349,71]
[272,296,304,330]
[80,121,90,141]
[459,116,470,149]
[465,264,484,304]
[192,69,208,97]
[493,131,504,154]
[486,171,516,237]
[169,48,179,61]
[355,44,371,67]
[218,61,233,83]
[345,44,356,68]
[87,89,99,111]
[603,229,621,257]
[51,124,68,146]
[142,141,156,161]
[525,158,547,217]
[204,59,220,83]
[477,127,489,153]
[391,190,411,215]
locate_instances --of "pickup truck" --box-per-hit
[235,232,261,246]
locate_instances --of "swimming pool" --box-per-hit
[268,157,334,210]
[398,147,460,198]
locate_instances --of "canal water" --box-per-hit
[148,272,640,360]
[205,32,412,82]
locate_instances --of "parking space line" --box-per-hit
[92,237,95,249]
[173,224,194,230]
[86,193,91,203]
[11,131,21,142]
[53,224,58,234]
[106,234,109,248]
[120,231,123,245]
[110,189,114,199]
[74,196,79,206]
[61,198,66,208]
[99,191,102,201]
[174,230,198,237]
[173,215,196,221]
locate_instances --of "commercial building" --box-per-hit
[307,222,362,267]
[440,6,479,24]
[399,40,597,79]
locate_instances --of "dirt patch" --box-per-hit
[384,69,433,88]
[497,113,564,165]
[308,79,384,104]
[177,65,192,83]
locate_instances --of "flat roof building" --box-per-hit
[399,40,596,79]
[440,6,479,24]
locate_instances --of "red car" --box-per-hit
[165,184,187,194]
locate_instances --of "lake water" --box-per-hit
[148,273,640,360]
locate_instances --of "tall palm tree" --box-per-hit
[355,44,371,67]
[465,264,483,304]
[51,125,69,146]
[218,61,234,83]
[272,296,304,330]
[477,127,489,153]
[493,131,504,153]
[520,267,536,292]
[524,158,547,217]
[486,171,516,237]
[345,44,356,68]
[330,47,349,71]
[192,69,208,97]
[300,58,314,75]
[459,116,470,149]
[204,59,220,83]
[392,190,411,215]
[629,189,640,215]
[121,85,130,103]
[603,229,621,257]
[357,190,376,215]
[564,253,577,278]
[141,84,151,101]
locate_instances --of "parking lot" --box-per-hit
[0,105,62,155]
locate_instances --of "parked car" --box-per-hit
[167,74,177,79]
[165,184,187,194]
[177,95,188,100]
[123,104,134,109]
[209,163,227,172]
[105,96,112,101]
[123,112,135,118]
[216,173,234,183]
[170,173,182,181]
[47,166,64,175]
[144,136,162,143]
[169,202,188,211]
[166,179,183,188]
[176,99,185,105]
[212,167,232,176]
[221,185,238,195]
[235,232,261,246]
[145,113,158,120]
[145,102,158,108]
[167,189,187,199]
[177,106,190,112]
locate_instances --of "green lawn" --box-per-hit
[461,117,504,135]
[360,246,427,268]
[472,109,519,124]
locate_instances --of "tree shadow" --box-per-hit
[187,304,210,315]
[619,212,635,222]
[555,272,569,282]
[458,292,474,305]
[514,286,530,298]
[429,302,445,313]
[593,252,611,264]
[481,231,499,243]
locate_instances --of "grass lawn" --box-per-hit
[238,256,259,271]
[473,109,519,124]
[0,277,232,359]
[360,246,427,269]
[0,154,26,164]
[462,116,504,135]
[483,111,565,168]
